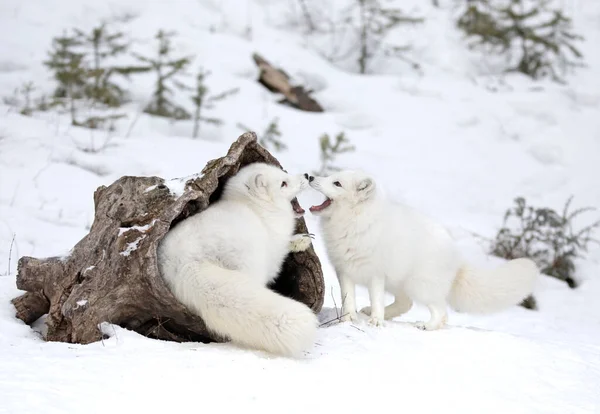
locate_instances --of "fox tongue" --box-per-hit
[309,198,332,212]
[291,200,305,216]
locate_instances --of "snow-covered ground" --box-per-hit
[1,0,599,412]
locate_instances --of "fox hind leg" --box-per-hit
[415,302,447,331]
[361,291,413,320]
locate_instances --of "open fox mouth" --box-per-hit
[291,199,305,217]
[309,198,332,213]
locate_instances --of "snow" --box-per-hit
[117,219,158,236]
[164,173,203,198]
[143,184,158,193]
[1,0,599,412]
[120,235,146,257]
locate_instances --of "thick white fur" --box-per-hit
[158,163,317,356]
[309,170,539,330]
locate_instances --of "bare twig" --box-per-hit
[9,182,20,207]
[332,286,339,319]
[319,286,344,327]
[319,286,356,328]
[296,0,316,32]
[4,233,16,276]
[319,312,350,327]
[350,324,365,332]
[125,108,143,138]
[463,228,491,243]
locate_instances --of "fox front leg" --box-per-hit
[338,272,358,323]
[289,233,314,252]
[367,276,386,327]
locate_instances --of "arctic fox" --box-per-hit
[308,170,539,330]
[158,163,317,356]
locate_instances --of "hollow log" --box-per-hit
[11,132,325,344]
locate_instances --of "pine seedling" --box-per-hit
[236,117,286,152]
[133,30,193,120]
[2,82,38,116]
[74,23,131,107]
[18,82,35,116]
[36,95,51,112]
[44,32,88,124]
[316,132,355,175]
[260,118,286,151]
[490,196,600,290]
[457,0,584,82]
[355,0,423,74]
[190,68,239,138]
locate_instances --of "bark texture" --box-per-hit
[252,52,324,112]
[12,132,324,344]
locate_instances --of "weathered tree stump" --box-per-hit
[11,132,325,344]
[252,52,324,113]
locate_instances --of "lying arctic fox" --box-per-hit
[308,170,539,330]
[158,163,317,356]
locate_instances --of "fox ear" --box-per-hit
[253,173,267,190]
[356,177,375,200]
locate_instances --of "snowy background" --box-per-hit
[1,0,599,413]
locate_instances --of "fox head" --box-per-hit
[222,163,309,217]
[307,170,377,216]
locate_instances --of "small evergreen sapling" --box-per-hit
[133,30,193,120]
[190,68,239,138]
[457,0,584,82]
[490,196,600,289]
[2,82,41,116]
[73,23,131,107]
[43,24,135,130]
[17,82,35,116]
[316,132,355,175]
[44,32,88,124]
[236,118,286,152]
[260,118,285,151]
[355,0,423,74]
[303,0,422,74]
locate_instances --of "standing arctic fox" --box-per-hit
[158,163,317,356]
[308,170,539,330]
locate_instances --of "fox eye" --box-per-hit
[281,181,287,188]
[333,181,342,187]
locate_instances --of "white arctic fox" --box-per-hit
[308,170,539,330]
[158,163,317,356]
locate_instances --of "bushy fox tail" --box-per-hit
[448,258,539,314]
[170,261,318,356]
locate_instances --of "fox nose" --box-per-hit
[304,173,309,180]
[309,175,314,182]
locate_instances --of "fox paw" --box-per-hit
[368,317,383,327]
[289,233,314,252]
[340,312,358,323]
[415,321,443,331]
